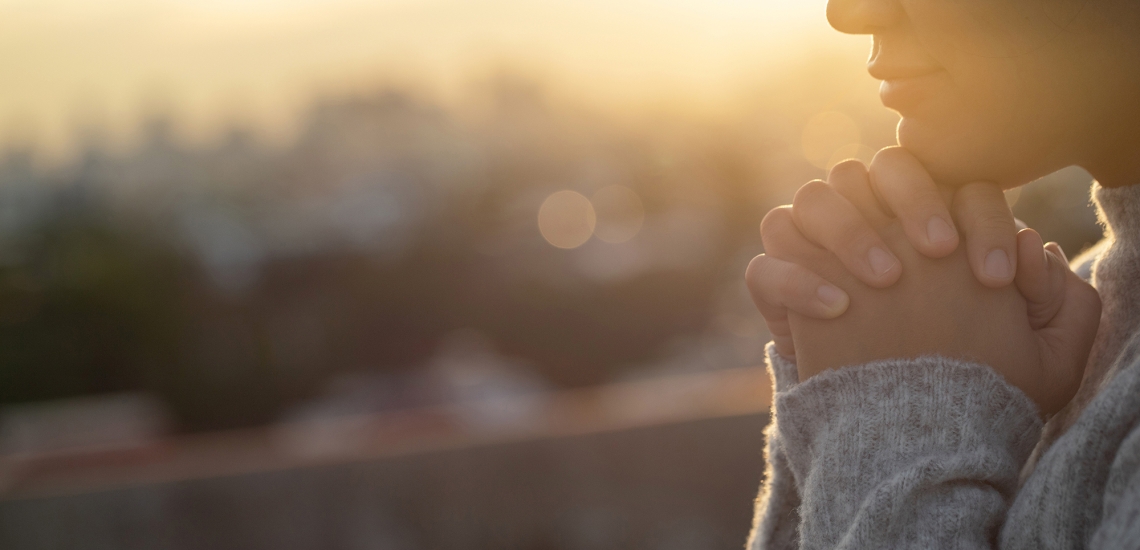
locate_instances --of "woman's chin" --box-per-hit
[897,118,1032,189]
[897,119,978,185]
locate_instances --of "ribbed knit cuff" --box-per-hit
[776,356,1043,496]
[765,342,800,393]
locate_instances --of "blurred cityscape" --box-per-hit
[0,57,908,431]
[0,44,1105,550]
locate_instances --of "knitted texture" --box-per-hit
[748,182,1140,549]
[748,347,801,549]
[1039,182,1140,451]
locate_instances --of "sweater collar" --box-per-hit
[1093,182,1140,245]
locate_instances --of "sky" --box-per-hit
[0,0,871,159]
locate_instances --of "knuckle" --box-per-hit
[973,210,1016,234]
[746,255,783,290]
[791,180,832,211]
[776,264,807,297]
[760,206,794,234]
[830,217,877,251]
[960,192,1015,232]
[898,186,944,213]
[871,168,937,208]
[828,159,867,182]
[830,165,871,194]
[869,146,908,172]
[744,254,770,287]
[760,206,796,247]
[745,255,802,305]
[955,181,1005,208]
[825,213,875,247]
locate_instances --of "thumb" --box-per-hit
[1015,229,1101,413]
[1014,229,1068,330]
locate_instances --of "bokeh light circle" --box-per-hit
[825,143,876,171]
[590,185,644,244]
[802,111,861,169]
[538,190,596,249]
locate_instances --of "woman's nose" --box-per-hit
[827,0,904,34]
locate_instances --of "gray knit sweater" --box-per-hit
[748,183,1140,549]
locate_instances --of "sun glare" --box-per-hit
[0,0,859,160]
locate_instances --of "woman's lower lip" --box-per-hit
[879,73,944,112]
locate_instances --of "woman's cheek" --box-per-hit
[897,2,1047,182]
[895,68,1037,187]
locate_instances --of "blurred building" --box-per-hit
[1,368,771,550]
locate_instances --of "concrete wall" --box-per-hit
[0,413,769,550]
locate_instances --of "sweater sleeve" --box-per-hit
[1089,399,1140,548]
[1090,443,1140,547]
[747,344,803,550]
[750,345,1043,549]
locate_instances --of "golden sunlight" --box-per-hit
[0,0,863,159]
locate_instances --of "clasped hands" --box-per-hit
[746,147,1101,415]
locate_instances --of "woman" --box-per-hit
[745,0,1140,547]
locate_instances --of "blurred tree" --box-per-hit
[0,199,183,406]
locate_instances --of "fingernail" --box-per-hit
[1046,242,1068,263]
[984,249,1012,280]
[816,284,848,313]
[868,247,898,276]
[926,217,956,244]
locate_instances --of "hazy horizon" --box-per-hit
[0,0,871,161]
